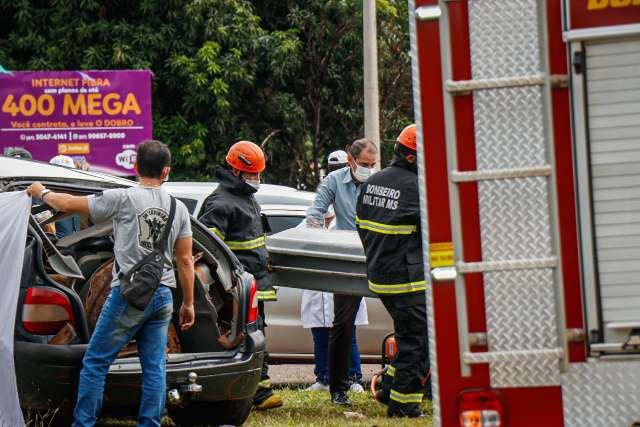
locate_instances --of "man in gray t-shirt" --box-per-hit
[88,186,192,288]
[28,140,195,427]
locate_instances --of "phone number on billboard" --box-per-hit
[30,132,127,141]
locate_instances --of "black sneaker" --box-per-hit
[331,391,352,406]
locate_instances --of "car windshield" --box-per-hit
[266,215,305,235]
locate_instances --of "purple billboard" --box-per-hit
[0,70,152,175]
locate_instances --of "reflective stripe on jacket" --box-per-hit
[198,167,275,301]
[356,157,425,295]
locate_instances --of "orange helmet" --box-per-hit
[225,141,265,173]
[397,124,417,151]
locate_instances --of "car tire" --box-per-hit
[170,398,254,426]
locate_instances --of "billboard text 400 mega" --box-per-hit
[0,71,152,175]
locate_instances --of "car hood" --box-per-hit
[0,157,134,188]
[163,182,316,206]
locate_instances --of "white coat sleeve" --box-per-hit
[0,191,31,427]
[354,298,369,326]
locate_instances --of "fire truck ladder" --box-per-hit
[430,0,568,387]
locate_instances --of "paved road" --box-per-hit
[269,363,381,386]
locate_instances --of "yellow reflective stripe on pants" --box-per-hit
[209,227,225,240]
[369,280,426,294]
[390,389,423,404]
[257,290,277,300]
[225,235,266,250]
[385,365,396,377]
[258,379,271,388]
[356,217,417,235]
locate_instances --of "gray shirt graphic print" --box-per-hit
[138,207,169,250]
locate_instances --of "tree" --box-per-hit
[0,0,413,188]
[254,0,413,188]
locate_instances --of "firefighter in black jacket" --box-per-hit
[356,124,429,418]
[198,141,283,410]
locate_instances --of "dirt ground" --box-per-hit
[268,363,382,386]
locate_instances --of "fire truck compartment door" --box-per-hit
[580,36,640,344]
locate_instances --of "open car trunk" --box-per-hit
[17,201,246,355]
[11,182,263,423]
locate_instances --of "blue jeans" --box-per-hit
[55,215,81,239]
[72,285,173,427]
[311,326,362,385]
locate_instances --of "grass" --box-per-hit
[23,408,60,427]
[243,387,433,427]
[96,387,433,427]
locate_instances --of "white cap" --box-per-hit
[327,150,348,165]
[50,155,76,168]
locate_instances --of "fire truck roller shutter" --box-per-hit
[584,36,640,343]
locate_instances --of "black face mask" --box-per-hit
[392,144,418,172]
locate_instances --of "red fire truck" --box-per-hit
[411,0,640,425]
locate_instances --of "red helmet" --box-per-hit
[225,141,265,173]
[397,124,417,151]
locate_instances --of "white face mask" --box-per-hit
[353,165,374,182]
[245,179,260,190]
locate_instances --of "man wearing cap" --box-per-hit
[356,124,429,418]
[306,139,378,406]
[327,150,348,171]
[198,141,283,410]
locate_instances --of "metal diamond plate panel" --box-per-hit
[468,0,541,79]
[484,270,558,351]
[562,360,640,426]
[468,0,559,389]
[478,178,553,261]
[491,357,560,388]
[483,268,560,388]
[474,87,547,170]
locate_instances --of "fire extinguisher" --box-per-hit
[370,332,432,402]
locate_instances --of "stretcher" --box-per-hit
[266,227,375,297]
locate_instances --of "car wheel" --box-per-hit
[170,398,254,426]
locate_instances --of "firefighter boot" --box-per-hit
[254,380,283,410]
[371,366,394,405]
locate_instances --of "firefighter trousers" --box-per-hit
[328,294,363,394]
[378,292,429,412]
[254,301,274,404]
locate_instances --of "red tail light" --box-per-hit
[459,389,504,427]
[247,279,258,324]
[22,287,77,335]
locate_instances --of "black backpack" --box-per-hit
[117,196,176,310]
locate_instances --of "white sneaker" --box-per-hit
[306,382,329,391]
[350,382,365,393]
